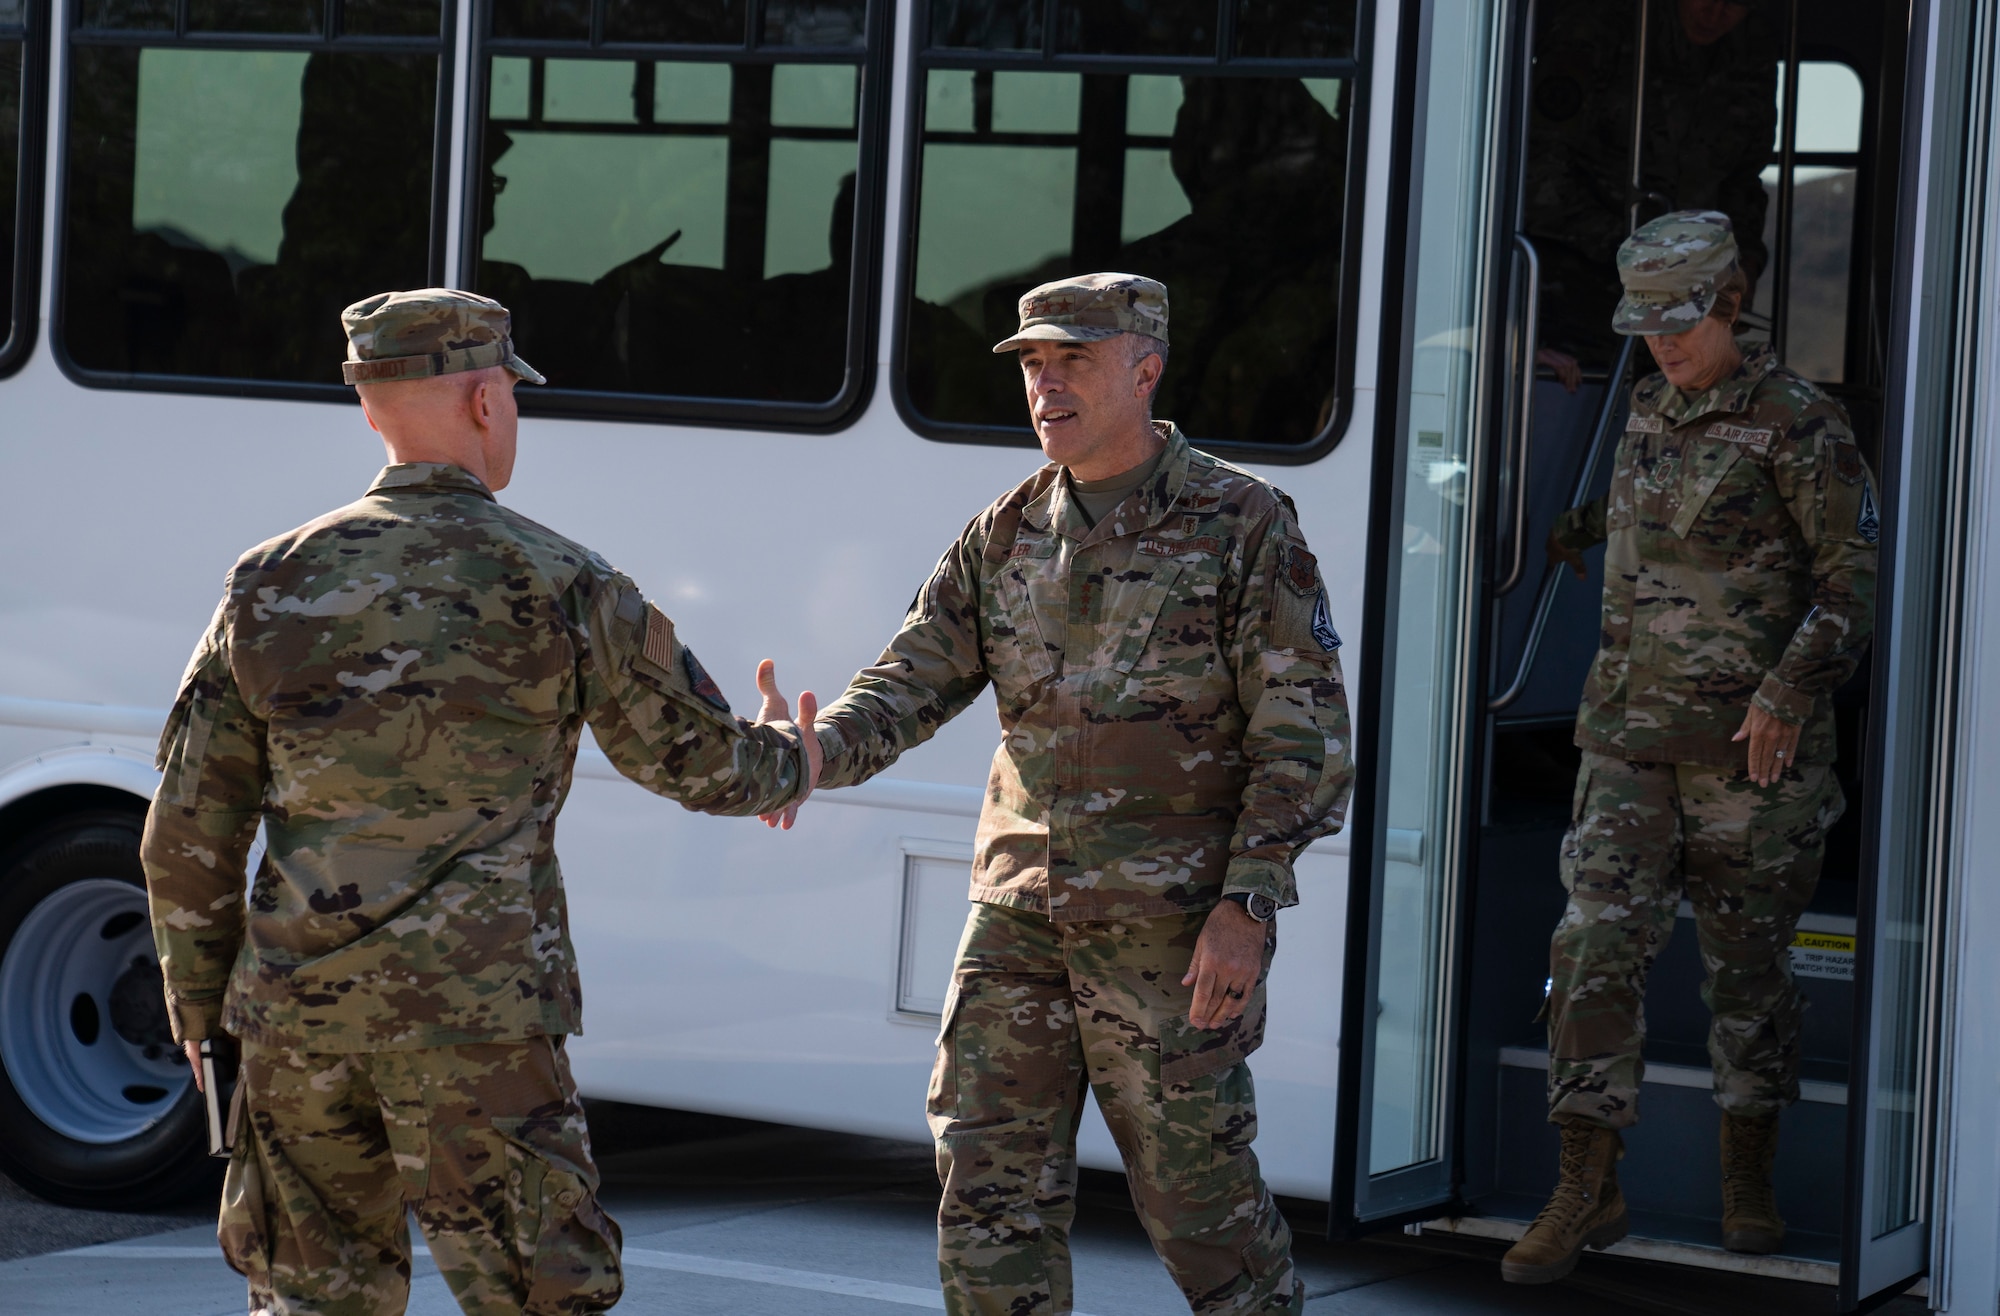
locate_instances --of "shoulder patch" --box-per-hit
[1626,415,1665,433]
[642,603,675,669]
[1832,443,1866,486]
[682,647,731,714]
[1857,483,1881,544]
[1311,589,1341,651]
[1278,540,1319,596]
[1704,422,1773,451]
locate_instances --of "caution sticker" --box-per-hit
[1790,930,1855,981]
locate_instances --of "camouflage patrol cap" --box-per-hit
[339,288,546,386]
[1612,211,1741,335]
[991,272,1169,353]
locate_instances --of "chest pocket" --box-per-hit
[1107,556,1188,675]
[991,536,1058,683]
[1669,440,1749,539]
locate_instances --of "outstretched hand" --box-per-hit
[754,659,821,830]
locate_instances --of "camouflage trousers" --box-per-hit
[928,901,1302,1316]
[1546,751,1844,1129]
[221,1035,623,1316]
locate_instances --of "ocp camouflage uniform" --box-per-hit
[1546,322,1879,1128]
[143,291,810,1316]
[818,385,1354,1312]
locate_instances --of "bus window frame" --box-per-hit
[457,0,894,434]
[48,0,456,404]
[888,0,1375,466]
[0,0,49,381]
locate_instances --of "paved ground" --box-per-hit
[0,1103,1926,1315]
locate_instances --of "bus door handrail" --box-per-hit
[1495,233,1543,597]
[1488,334,1638,713]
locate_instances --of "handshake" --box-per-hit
[748,658,823,832]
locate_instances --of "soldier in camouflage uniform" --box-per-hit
[1501,213,1878,1283]
[811,274,1355,1315]
[142,289,821,1316]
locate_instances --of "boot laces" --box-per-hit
[1529,1129,1602,1232]
[1722,1117,1779,1218]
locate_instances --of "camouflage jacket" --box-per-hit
[1553,344,1880,768]
[816,425,1354,921]
[142,463,809,1051]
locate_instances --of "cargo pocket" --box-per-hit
[1149,1011,1260,1186]
[217,1120,273,1290]
[926,979,962,1137]
[493,1121,624,1315]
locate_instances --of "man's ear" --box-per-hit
[466,373,494,434]
[1134,349,1163,400]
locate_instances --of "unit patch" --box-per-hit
[1625,415,1665,433]
[1833,443,1866,486]
[1704,422,1774,450]
[1857,482,1881,544]
[683,647,731,713]
[1279,540,1319,595]
[1311,589,1341,651]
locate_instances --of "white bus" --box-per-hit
[0,0,1995,1308]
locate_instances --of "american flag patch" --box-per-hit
[643,604,675,668]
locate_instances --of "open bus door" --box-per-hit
[1338,0,1992,1307]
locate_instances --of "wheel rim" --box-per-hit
[0,878,192,1143]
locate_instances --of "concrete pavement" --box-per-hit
[0,1104,1924,1315]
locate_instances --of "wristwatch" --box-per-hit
[1224,892,1279,923]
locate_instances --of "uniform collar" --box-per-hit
[1645,339,1775,425]
[1024,422,1189,541]
[366,462,498,502]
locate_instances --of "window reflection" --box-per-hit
[473,57,860,403]
[0,35,17,353]
[907,71,1349,446]
[62,47,439,381]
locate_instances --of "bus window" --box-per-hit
[58,1,446,390]
[901,0,1364,454]
[1755,60,1864,383]
[468,0,881,421]
[0,1,29,374]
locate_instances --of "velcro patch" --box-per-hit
[682,647,730,714]
[1140,536,1220,557]
[1704,422,1773,450]
[1857,482,1881,544]
[642,604,675,669]
[1177,492,1223,512]
[1626,415,1665,433]
[1009,540,1035,558]
[1278,541,1319,595]
[1312,589,1341,651]
[1833,443,1865,486]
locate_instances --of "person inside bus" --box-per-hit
[1503,212,1880,1284]
[788,273,1354,1315]
[1524,0,1778,377]
[142,288,824,1316]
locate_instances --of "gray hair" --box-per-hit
[1125,333,1168,416]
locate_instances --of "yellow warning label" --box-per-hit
[1790,930,1855,981]
[1792,931,1856,954]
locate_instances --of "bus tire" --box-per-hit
[0,809,216,1208]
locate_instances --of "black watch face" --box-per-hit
[1248,894,1278,921]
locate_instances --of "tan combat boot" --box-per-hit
[1720,1111,1786,1254]
[1500,1120,1629,1284]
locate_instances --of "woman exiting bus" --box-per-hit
[1504,210,1882,1283]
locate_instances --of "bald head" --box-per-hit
[356,366,520,492]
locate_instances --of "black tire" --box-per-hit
[0,808,219,1208]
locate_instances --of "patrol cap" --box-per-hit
[991,273,1169,354]
[1611,211,1741,336]
[339,288,546,386]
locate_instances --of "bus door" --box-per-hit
[1338,0,1972,1306]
